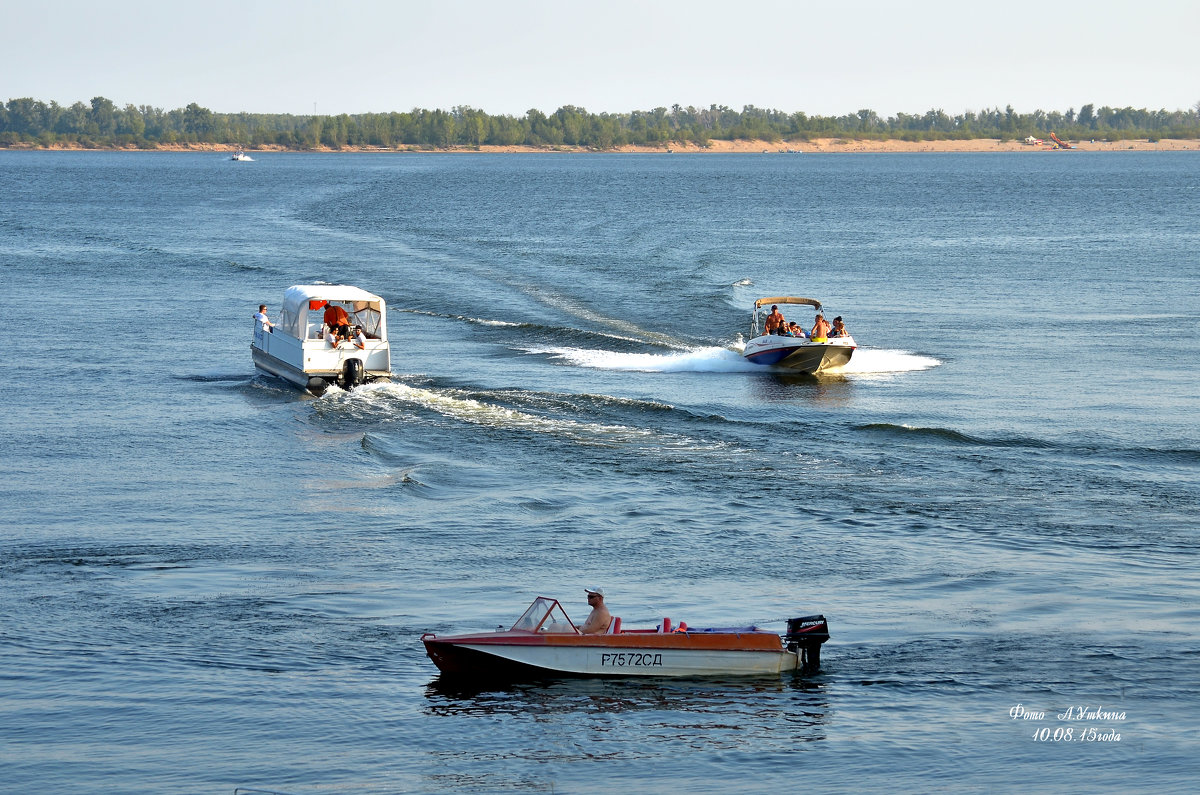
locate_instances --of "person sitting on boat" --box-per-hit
[829,316,848,338]
[581,587,611,635]
[323,303,352,341]
[325,328,343,348]
[764,305,785,335]
[254,304,274,333]
[788,321,808,339]
[353,325,367,350]
[811,313,831,342]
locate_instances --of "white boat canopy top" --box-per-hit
[277,284,388,341]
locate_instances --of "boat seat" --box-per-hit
[608,616,621,634]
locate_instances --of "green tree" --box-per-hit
[90,96,117,136]
[182,102,214,139]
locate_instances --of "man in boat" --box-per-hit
[323,303,352,341]
[254,304,274,333]
[811,313,831,342]
[581,587,611,634]
[830,316,848,338]
[764,305,785,335]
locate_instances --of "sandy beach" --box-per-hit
[22,137,1200,154]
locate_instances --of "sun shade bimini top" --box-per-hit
[277,285,388,340]
[753,297,823,310]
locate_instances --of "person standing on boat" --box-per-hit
[811,313,831,342]
[581,587,611,634]
[254,304,274,333]
[764,305,785,335]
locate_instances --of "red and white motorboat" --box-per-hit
[422,596,829,679]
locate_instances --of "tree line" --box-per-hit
[3,96,1199,150]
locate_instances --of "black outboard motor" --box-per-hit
[340,358,365,390]
[785,615,830,674]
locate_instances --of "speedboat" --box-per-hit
[422,596,829,680]
[251,284,391,396]
[230,150,253,161]
[742,296,856,372]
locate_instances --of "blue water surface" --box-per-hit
[1,149,1198,793]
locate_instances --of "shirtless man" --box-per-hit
[764,305,785,335]
[811,313,831,341]
[580,587,611,635]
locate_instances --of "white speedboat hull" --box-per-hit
[742,335,856,372]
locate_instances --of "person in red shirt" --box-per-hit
[323,303,351,341]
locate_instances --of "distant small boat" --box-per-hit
[422,595,830,679]
[230,150,253,161]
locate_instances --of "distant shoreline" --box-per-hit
[8,137,1199,154]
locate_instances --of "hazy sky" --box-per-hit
[5,0,1196,118]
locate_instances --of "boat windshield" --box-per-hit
[511,597,578,633]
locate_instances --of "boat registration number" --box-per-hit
[600,652,663,668]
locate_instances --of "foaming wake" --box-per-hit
[522,345,762,373]
[349,382,723,450]
[838,349,941,374]
[522,345,940,375]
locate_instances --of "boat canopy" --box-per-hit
[277,284,388,341]
[753,296,823,311]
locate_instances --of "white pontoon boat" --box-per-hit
[251,285,391,395]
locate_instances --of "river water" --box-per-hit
[2,150,1198,793]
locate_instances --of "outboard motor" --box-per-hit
[340,358,365,389]
[785,615,830,674]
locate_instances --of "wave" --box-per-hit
[344,382,725,451]
[857,423,1054,448]
[856,423,1200,465]
[520,344,940,375]
[839,349,942,374]
[224,260,266,272]
[521,345,762,373]
[175,371,254,383]
[399,308,689,349]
